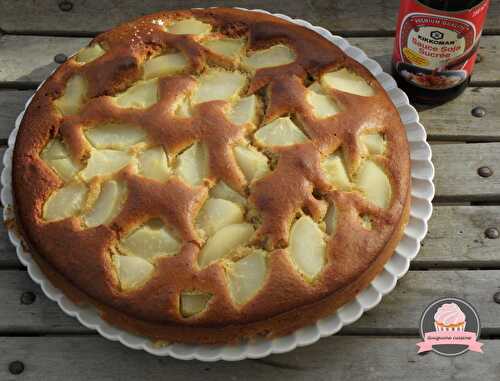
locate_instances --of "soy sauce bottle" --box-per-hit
[392,0,490,104]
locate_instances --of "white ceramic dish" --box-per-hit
[1,7,435,361]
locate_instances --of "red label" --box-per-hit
[393,0,490,90]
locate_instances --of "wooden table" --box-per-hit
[1,1,499,379]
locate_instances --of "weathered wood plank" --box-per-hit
[1,0,499,35]
[354,270,500,335]
[433,143,500,201]
[0,36,90,86]
[2,205,500,268]
[0,208,17,267]
[417,87,500,142]
[1,270,500,334]
[1,35,499,85]
[417,206,500,268]
[1,270,88,333]
[0,90,32,139]
[0,336,498,380]
[3,86,500,143]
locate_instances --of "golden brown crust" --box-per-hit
[12,8,411,344]
[25,192,410,344]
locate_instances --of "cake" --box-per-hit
[434,303,466,332]
[11,8,411,344]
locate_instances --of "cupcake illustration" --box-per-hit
[434,303,466,332]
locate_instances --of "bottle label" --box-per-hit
[393,0,490,90]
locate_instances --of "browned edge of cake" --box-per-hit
[15,191,410,344]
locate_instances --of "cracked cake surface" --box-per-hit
[12,8,411,344]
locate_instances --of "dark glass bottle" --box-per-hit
[417,0,483,12]
[392,0,490,105]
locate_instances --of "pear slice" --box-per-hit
[43,182,88,221]
[322,68,374,97]
[41,139,68,160]
[202,38,244,58]
[198,223,255,268]
[289,216,326,280]
[75,43,105,64]
[233,145,269,182]
[119,221,181,261]
[355,160,391,209]
[306,90,341,119]
[48,158,81,182]
[202,38,245,58]
[175,143,208,187]
[360,133,386,155]
[243,44,296,70]
[210,181,246,206]
[227,95,258,125]
[143,52,188,79]
[137,146,170,182]
[191,69,247,104]
[112,255,154,290]
[324,204,337,235]
[54,75,87,116]
[83,180,126,227]
[174,95,192,118]
[85,123,147,150]
[80,149,133,181]
[41,139,80,182]
[166,18,212,35]
[113,79,158,109]
[227,249,267,305]
[308,81,323,93]
[196,198,244,237]
[321,153,352,190]
[180,292,212,317]
[254,117,308,147]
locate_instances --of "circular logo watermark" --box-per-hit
[417,297,483,356]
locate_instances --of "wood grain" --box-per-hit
[0,36,90,86]
[0,35,498,85]
[1,269,500,334]
[416,87,500,142]
[0,336,499,381]
[416,206,500,268]
[433,143,500,201]
[0,90,33,140]
[0,0,499,35]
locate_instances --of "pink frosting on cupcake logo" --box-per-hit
[434,303,466,332]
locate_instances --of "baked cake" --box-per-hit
[12,8,411,344]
